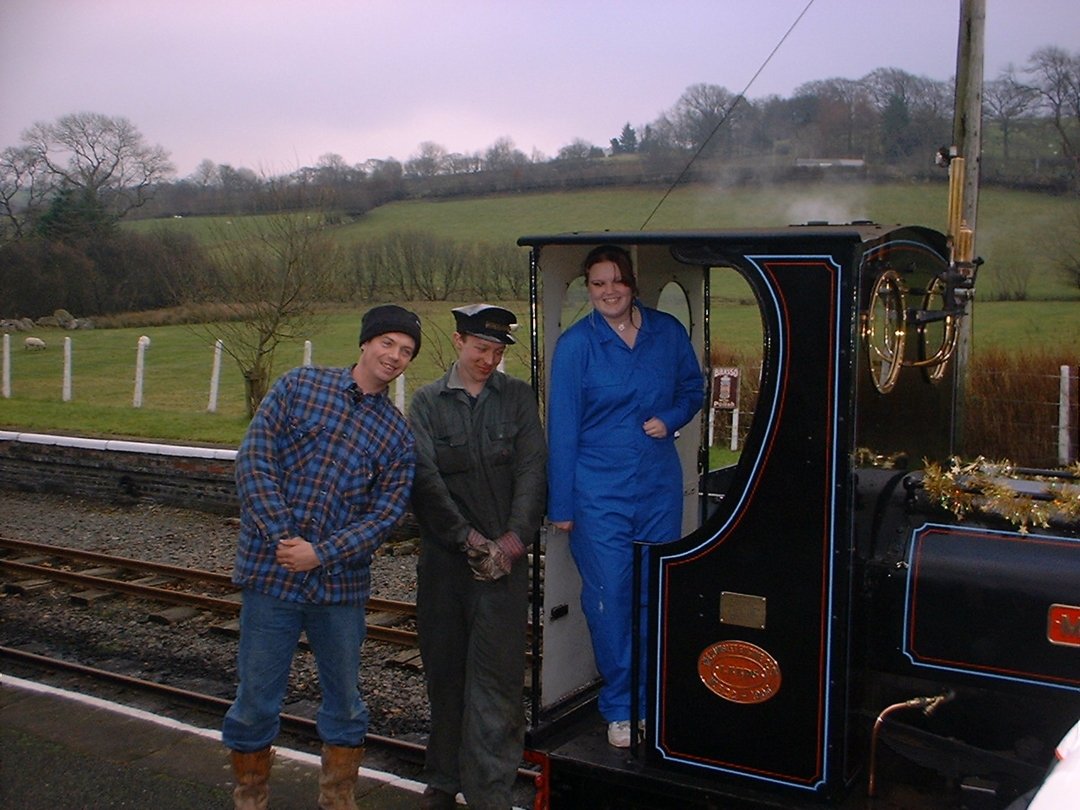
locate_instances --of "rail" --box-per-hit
[0,536,417,646]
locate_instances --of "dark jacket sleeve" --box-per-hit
[408,384,472,551]
[504,379,548,542]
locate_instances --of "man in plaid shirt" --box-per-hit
[223,304,421,810]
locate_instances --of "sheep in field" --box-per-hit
[24,337,46,351]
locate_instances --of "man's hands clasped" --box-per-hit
[276,536,319,573]
[464,528,525,582]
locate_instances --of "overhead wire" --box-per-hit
[639,0,818,230]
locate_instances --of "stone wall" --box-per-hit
[0,433,239,514]
[0,433,420,541]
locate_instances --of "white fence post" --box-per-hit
[395,374,406,413]
[1060,365,1074,466]
[62,337,72,402]
[2,333,10,398]
[303,340,313,366]
[133,335,150,408]
[208,339,223,413]
[711,367,741,452]
[730,402,740,452]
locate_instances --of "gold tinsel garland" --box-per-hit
[921,456,1080,534]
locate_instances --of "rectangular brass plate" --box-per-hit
[1048,603,1080,646]
[719,591,766,630]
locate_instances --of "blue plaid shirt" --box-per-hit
[233,365,415,605]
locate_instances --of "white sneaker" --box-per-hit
[607,720,631,748]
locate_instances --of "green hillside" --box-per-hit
[131,181,1078,302]
[5,181,1074,445]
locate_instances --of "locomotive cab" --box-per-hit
[519,224,1080,808]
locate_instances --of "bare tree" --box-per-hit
[556,139,598,161]
[445,151,483,174]
[984,66,1039,163]
[988,262,1036,302]
[19,112,173,220]
[345,240,381,302]
[3,113,172,240]
[1047,195,1080,290]
[361,158,405,203]
[862,68,921,112]
[1026,46,1080,179]
[795,77,875,155]
[665,83,743,152]
[218,165,262,194]
[315,152,352,182]
[860,68,951,162]
[405,142,449,178]
[189,186,342,416]
[488,242,529,299]
[861,68,952,125]
[362,230,470,300]
[406,233,470,300]
[0,145,50,240]
[483,137,528,171]
[189,159,219,189]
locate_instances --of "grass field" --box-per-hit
[3,292,1075,447]
[6,181,1077,445]
[131,181,1079,301]
[0,302,534,445]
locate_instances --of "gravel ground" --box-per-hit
[0,490,432,742]
[1,490,971,809]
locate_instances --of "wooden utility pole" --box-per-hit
[953,0,984,243]
[950,0,985,454]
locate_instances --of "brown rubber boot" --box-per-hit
[420,785,458,809]
[230,747,274,810]
[317,743,365,809]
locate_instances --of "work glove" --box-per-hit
[493,531,526,563]
[464,529,506,582]
[477,531,526,581]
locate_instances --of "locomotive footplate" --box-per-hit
[535,709,810,810]
[532,707,961,809]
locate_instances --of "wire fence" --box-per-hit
[966,364,1078,468]
[709,359,1078,469]
[5,332,1077,468]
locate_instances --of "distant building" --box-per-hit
[794,158,866,169]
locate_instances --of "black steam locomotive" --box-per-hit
[517,222,1080,808]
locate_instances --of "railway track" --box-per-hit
[0,535,419,647]
[0,499,543,806]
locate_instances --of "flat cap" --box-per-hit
[451,304,517,345]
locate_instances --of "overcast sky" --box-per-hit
[2,0,1077,178]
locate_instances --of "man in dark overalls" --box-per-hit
[409,304,547,810]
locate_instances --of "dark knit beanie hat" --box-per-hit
[358,305,422,357]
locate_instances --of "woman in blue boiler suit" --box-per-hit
[547,244,704,748]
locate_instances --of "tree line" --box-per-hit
[150,45,1080,217]
[5,46,1075,231]
[1,46,1077,321]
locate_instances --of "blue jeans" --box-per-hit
[222,589,369,752]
